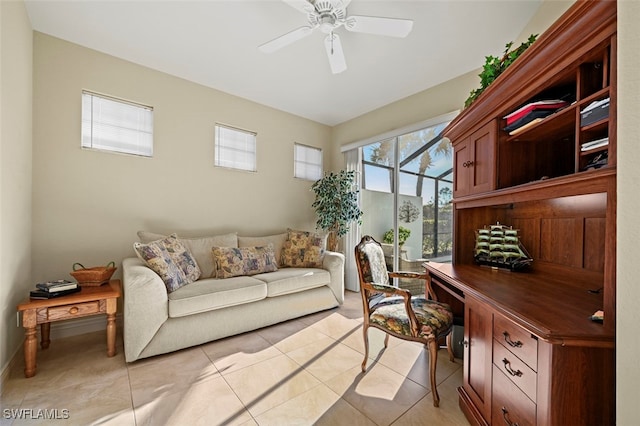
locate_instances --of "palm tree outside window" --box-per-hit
[360,120,453,279]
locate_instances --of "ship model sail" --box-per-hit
[474,223,532,271]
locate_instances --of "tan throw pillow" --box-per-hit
[238,233,288,267]
[280,229,327,268]
[137,231,238,278]
[211,245,278,279]
[134,234,201,292]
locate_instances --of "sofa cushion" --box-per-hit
[137,231,238,278]
[239,233,287,267]
[211,245,278,278]
[133,234,201,293]
[281,229,327,268]
[168,276,267,318]
[253,268,330,297]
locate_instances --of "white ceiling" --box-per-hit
[24,0,543,126]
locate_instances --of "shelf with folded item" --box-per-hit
[505,104,575,143]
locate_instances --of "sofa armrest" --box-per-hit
[322,251,345,304]
[122,257,169,362]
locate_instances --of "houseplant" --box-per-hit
[465,34,538,108]
[311,170,363,252]
[383,226,411,246]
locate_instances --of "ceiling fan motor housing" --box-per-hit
[309,0,347,33]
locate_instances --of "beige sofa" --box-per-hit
[122,231,345,362]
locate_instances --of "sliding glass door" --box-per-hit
[358,119,453,295]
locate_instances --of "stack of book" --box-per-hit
[503,99,569,135]
[581,97,610,127]
[581,137,609,152]
[30,280,81,299]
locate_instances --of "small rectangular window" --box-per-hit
[215,124,257,172]
[294,143,323,181]
[81,91,153,157]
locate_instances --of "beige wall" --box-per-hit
[617,1,640,423]
[31,33,332,284]
[330,69,478,166]
[516,0,574,44]
[0,1,33,379]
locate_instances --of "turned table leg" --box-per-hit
[22,309,37,378]
[106,297,117,357]
[40,323,51,349]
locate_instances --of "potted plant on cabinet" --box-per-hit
[311,170,363,252]
[465,34,538,108]
[382,226,411,247]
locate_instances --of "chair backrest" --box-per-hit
[355,236,390,288]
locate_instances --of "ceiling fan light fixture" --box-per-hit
[319,15,337,34]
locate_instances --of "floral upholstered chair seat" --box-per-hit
[370,296,453,340]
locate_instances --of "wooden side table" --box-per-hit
[16,279,121,378]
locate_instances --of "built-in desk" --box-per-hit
[424,262,615,426]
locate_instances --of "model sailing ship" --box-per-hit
[475,223,532,271]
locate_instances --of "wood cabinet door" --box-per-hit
[454,140,471,197]
[463,296,494,423]
[468,122,496,194]
[452,121,496,198]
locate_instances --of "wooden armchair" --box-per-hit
[355,235,454,407]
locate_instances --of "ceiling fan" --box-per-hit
[258,0,414,74]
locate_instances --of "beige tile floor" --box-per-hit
[1,291,469,426]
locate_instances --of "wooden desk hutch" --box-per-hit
[424,1,617,425]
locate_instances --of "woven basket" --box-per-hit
[70,261,117,287]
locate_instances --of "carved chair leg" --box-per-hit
[361,324,369,372]
[384,333,390,348]
[428,339,440,407]
[446,332,455,362]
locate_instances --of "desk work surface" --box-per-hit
[424,262,613,347]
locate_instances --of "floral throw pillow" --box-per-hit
[280,229,327,268]
[211,245,278,279]
[134,234,201,293]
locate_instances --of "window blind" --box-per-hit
[215,124,257,172]
[294,143,323,181]
[81,91,153,157]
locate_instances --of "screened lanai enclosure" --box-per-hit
[356,117,454,295]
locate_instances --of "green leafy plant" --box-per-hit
[465,34,538,108]
[311,170,363,252]
[383,226,411,246]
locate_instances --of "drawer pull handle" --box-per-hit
[503,331,523,348]
[462,160,475,168]
[69,307,79,315]
[501,407,520,426]
[502,358,523,377]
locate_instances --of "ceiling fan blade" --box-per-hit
[259,26,314,53]
[334,0,352,9]
[282,0,314,14]
[324,33,347,74]
[345,15,414,38]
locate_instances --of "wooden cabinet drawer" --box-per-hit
[46,301,101,321]
[493,339,537,402]
[492,365,536,426]
[494,314,538,371]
